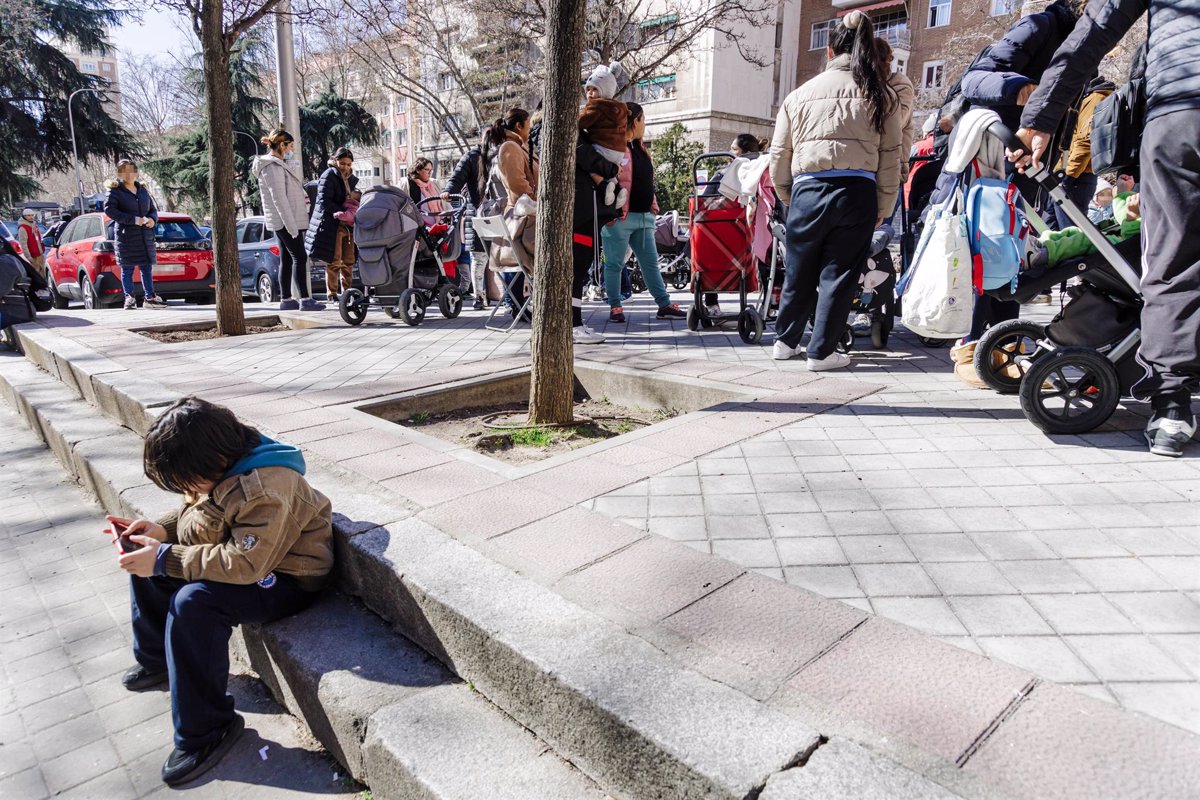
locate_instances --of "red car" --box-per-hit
[45,212,215,309]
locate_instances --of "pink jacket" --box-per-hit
[333,197,359,226]
[615,145,659,220]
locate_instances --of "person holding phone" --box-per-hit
[109,396,332,787]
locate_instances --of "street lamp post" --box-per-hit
[233,130,261,155]
[68,87,118,214]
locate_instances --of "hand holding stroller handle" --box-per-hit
[987,121,1057,189]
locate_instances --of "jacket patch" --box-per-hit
[257,572,277,588]
[241,534,258,551]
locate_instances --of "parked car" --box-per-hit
[0,221,22,256]
[235,215,359,303]
[44,212,215,309]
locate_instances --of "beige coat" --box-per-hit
[889,70,916,182]
[157,466,333,590]
[496,130,538,206]
[769,54,904,216]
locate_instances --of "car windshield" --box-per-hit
[104,220,205,242]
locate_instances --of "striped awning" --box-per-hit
[837,0,906,16]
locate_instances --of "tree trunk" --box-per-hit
[201,0,247,337]
[528,0,585,425]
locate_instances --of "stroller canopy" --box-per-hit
[355,185,421,290]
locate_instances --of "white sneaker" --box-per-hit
[851,313,870,334]
[706,304,722,318]
[772,340,800,360]
[806,352,852,372]
[604,180,618,206]
[614,187,628,208]
[573,325,606,345]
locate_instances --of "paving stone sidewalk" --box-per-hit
[0,402,362,799]
[25,291,1200,740]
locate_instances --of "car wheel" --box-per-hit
[47,273,70,309]
[81,275,99,310]
[256,273,276,304]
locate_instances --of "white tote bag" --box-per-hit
[900,191,974,339]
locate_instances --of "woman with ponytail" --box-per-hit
[768,11,902,371]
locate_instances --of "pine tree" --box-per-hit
[298,84,380,180]
[0,0,142,207]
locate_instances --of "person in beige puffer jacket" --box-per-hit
[769,10,903,371]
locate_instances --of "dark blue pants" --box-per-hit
[131,574,314,750]
[774,176,876,358]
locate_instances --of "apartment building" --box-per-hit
[61,43,123,120]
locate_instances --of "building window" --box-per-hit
[895,58,908,75]
[635,74,676,103]
[639,13,679,45]
[101,62,113,73]
[396,128,407,146]
[922,60,946,89]
[82,60,98,73]
[873,11,908,46]
[381,131,392,148]
[928,0,951,27]
[439,73,453,91]
[990,0,1018,14]
[810,20,837,51]
[383,163,392,181]
[396,98,407,114]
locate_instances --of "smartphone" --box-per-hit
[108,520,143,554]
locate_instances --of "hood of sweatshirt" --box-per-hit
[224,435,306,478]
[252,154,288,179]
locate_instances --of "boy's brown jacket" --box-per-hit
[156,467,333,591]
[578,98,629,154]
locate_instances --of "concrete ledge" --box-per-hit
[761,738,960,800]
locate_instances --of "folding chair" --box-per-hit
[472,213,532,333]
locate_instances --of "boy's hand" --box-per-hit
[115,517,168,542]
[117,536,161,577]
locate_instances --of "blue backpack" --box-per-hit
[964,178,1031,294]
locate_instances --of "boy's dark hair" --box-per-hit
[144,397,261,494]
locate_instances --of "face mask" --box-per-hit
[283,152,294,161]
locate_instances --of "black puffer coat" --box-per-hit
[957,0,1078,129]
[304,167,358,263]
[573,132,619,235]
[103,181,158,267]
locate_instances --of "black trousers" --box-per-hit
[131,574,314,750]
[274,228,309,299]
[1136,110,1200,406]
[572,228,596,326]
[774,177,876,358]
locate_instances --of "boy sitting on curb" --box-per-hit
[109,396,333,787]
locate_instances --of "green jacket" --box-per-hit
[1041,192,1140,265]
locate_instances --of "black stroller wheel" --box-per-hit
[1019,346,1121,435]
[975,319,1046,394]
[339,289,368,326]
[438,285,462,319]
[399,288,426,326]
[686,305,701,332]
[918,336,954,348]
[737,307,765,345]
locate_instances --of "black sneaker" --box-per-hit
[122,664,168,692]
[656,304,687,320]
[1145,411,1197,458]
[161,713,245,787]
[609,307,626,324]
[473,298,485,311]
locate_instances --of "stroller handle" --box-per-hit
[985,121,1058,189]
[418,193,467,217]
[692,152,735,188]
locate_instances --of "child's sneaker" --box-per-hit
[615,186,628,208]
[299,297,326,311]
[161,713,245,787]
[279,298,300,311]
[123,295,137,310]
[143,295,167,309]
[604,179,618,207]
[656,304,686,319]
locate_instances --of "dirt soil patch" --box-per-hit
[138,323,291,343]
[401,398,677,464]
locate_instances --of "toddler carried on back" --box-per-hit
[579,61,630,208]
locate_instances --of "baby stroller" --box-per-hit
[847,227,899,350]
[338,188,468,327]
[0,242,50,352]
[971,121,1144,434]
[691,151,782,335]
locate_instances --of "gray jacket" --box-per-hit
[252,155,308,237]
[1023,0,1200,131]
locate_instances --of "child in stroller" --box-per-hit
[848,226,899,350]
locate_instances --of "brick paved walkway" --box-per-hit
[0,403,362,799]
[22,289,1200,740]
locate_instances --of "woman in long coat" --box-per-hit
[305,148,358,265]
[103,159,166,309]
